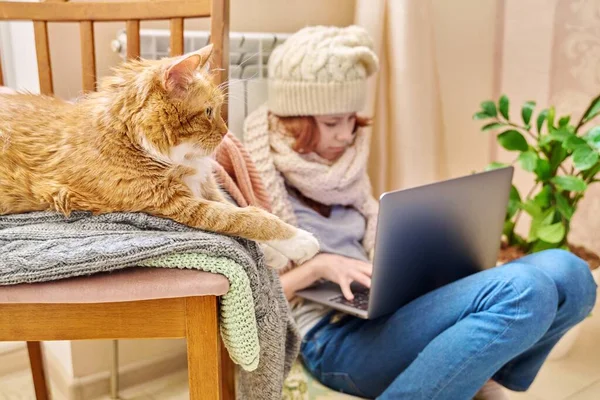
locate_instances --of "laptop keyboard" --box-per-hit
[330,289,370,311]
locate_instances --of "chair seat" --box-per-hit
[0,268,229,304]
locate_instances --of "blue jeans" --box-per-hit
[300,249,597,399]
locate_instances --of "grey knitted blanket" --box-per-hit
[0,211,300,400]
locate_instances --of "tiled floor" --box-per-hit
[2,281,599,400]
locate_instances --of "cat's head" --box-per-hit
[98,44,228,161]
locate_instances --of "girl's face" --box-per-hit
[314,113,357,161]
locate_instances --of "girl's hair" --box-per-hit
[277,115,371,154]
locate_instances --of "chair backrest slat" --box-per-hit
[169,18,184,56]
[0,1,211,22]
[33,20,53,95]
[210,0,229,121]
[79,21,96,92]
[126,20,140,59]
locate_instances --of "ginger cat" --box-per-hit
[0,44,318,266]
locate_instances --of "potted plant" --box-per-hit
[474,95,600,359]
[474,94,600,268]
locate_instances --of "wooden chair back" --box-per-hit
[0,0,229,101]
[0,2,234,398]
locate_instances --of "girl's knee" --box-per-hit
[496,263,559,324]
[524,249,597,321]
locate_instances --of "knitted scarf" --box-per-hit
[244,105,379,266]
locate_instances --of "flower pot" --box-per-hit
[498,242,600,271]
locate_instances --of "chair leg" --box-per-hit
[186,296,221,400]
[27,341,50,400]
[220,339,235,400]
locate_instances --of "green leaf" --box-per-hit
[537,109,549,133]
[563,135,588,150]
[537,222,566,244]
[518,150,539,172]
[549,143,568,173]
[581,95,600,125]
[522,101,536,125]
[474,111,492,120]
[547,106,556,131]
[497,130,529,152]
[534,158,552,181]
[507,185,521,219]
[521,200,542,218]
[485,162,509,171]
[499,95,510,120]
[555,192,574,220]
[551,175,588,192]
[481,122,504,131]
[583,162,600,181]
[584,126,600,149]
[528,208,555,242]
[549,127,572,142]
[481,101,497,118]
[533,185,552,209]
[503,220,515,238]
[531,239,559,253]
[539,134,554,146]
[558,115,571,127]
[573,147,599,171]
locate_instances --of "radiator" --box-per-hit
[111,29,290,136]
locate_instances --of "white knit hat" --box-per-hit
[267,25,379,116]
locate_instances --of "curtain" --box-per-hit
[356,0,502,195]
[355,0,447,195]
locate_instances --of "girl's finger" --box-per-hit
[339,280,354,301]
[350,271,372,288]
[355,262,373,276]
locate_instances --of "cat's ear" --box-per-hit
[162,44,214,95]
[194,43,214,72]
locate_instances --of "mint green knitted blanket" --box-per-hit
[140,253,259,370]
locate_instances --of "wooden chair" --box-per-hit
[0,0,236,399]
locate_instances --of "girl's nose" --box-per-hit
[336,128,354,143]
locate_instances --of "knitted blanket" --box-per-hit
[140,252,259,370]
[0,211,300,400]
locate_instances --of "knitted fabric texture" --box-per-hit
[243,105,379,270]
[213,132,272,211]
[139,253,259,370]
[267,25,379,116]
[0,211,300,400]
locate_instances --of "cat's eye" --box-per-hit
[205,107,213,118]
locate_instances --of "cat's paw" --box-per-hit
[259,243,290,270]
[267,229,320,265]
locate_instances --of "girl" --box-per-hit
[244,25,597,400]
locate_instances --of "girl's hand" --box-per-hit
[310,253,373,300]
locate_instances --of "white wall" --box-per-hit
[0,21,39,92]
[44,341,74,378]
[0,0,40,92]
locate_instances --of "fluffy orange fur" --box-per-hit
[0,45,319,265]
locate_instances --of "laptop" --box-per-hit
[295,167,514,319]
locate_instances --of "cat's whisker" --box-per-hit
[237,52,261,69]
[216,70,264,92]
